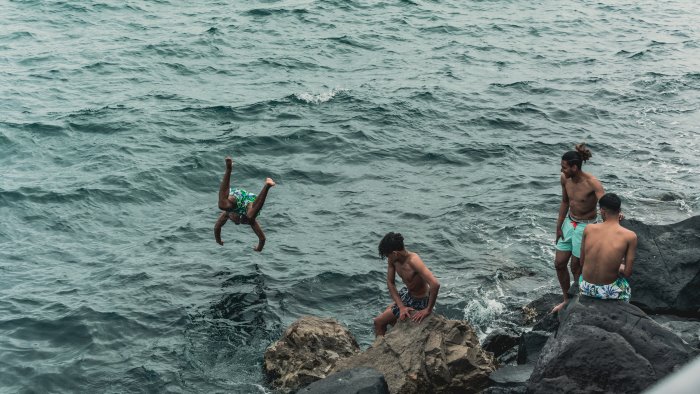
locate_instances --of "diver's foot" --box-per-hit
[265,177,276,187]
[225,156,232,170]
[551,301,567,314]
[216,238,224,246]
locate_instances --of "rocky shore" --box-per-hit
[263,216,700,393]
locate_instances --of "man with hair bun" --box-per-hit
[373,232,440,337]
[552,143,606,313]
[578,193,637,300]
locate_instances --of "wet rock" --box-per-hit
[622,216,700,316]
[527,295,697,394]
[264,316,360,391]
[516,330,549,365]
[334,314,495,393]
[483,328,520,358]
[297,367,389,394]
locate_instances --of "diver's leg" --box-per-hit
[218,157,234,210]
[246,178,275,218]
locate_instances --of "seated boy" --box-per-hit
[579,193,637,300]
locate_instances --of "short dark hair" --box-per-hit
[378,232,404,259]
[562,143,592,169]
[599,193,621,213]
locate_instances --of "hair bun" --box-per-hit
[575,143,592,162]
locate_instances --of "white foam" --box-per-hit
[294,88,346,104]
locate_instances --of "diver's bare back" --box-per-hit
[563,173,602,219]
[583,224,636,284]
[393,252,429,298]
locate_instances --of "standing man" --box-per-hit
[373,232,440,337]
[579,193,637,301]
[552,144,605,312]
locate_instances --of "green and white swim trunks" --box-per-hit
[228,188,257,216]
[579,276,631,301]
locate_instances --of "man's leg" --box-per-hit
[570,256,582,284]
[246,178,276,218]
[218,157,234,211]
[552,250,572,312]
[373,306,397,337]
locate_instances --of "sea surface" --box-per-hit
[1,0,699,392]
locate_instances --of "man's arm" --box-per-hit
[250,219,266,252]
[556,174,570,243]
[214,212,229,246]
[386,261,409,318]
[409,256,441,323]
[621,233,637,277]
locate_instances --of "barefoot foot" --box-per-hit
[225,156,232,170]
[551,301,567,314]
[265,177,276,187]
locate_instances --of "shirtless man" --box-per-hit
[214,156,275,252]
[579,193,637,301]
[373,232,441,337]
[552,144,605,312]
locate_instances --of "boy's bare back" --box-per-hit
[581,223,637,285]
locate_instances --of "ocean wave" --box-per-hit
[293,88,347,104]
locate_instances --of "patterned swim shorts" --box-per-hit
[228,188,258,216]
[391,287,429,318]
[579,276,631,301]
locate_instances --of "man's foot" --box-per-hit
[216,238,224,246]
[265,177,275,187]
[551,301,567,313]
[225,156,232,170]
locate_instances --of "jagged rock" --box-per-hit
[264,316,360,391]
[297,367,389,394]
[333,314,495,394]
[520,293,561,326]
[516,330,549,365]
[622,216,700,316]
[651,315,700,349]
[527,295,698,394]
[483,328,520,359]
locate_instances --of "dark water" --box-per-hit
[1,0,699,392]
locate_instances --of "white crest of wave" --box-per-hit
[294,88,346,104]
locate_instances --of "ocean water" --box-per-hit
[1,0,699,392]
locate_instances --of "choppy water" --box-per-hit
[1,0,699,392]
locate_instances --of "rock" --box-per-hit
[527,295,698,394]
[489,364,534,388]
[297,367,389,394]
[520,293,561,325]
[483,328,521,358]
[651,315,700,349]
[622,216,700,316]
[334,314,495,393]
[516,330,549,365]
[264,316,360,391]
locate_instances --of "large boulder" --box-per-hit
[264,316,360,391]
[622,216,700,316]
[334,314,496,393]
[528,295,697,394]
[297,367,389,394]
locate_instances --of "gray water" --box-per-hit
[1,0,699,392]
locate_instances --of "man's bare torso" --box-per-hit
[582,223,635,284]
[563,173,600,220]
[392,252,429,298]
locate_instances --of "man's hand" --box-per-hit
[555,227,563,244]
[411,308,431,323]
[398,305,414,321]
